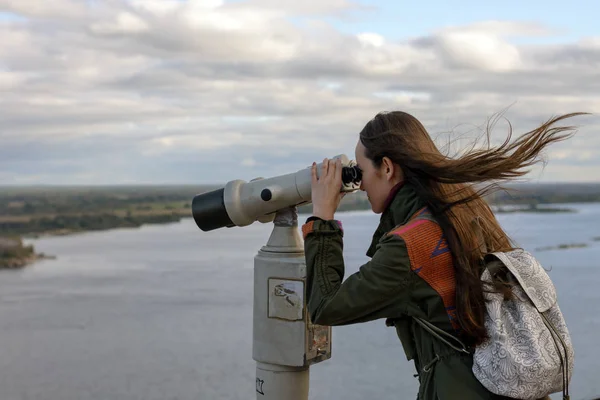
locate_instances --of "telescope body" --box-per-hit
[192,154,360,231]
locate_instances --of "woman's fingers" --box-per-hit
[321,158,329,178]
[315,157,343,183]
[330,159,337,181]
[335,158,342,184]
[326,158,342,183]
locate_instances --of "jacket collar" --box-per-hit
[365,182,426,258]
[382,181,405,210]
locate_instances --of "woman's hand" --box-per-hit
[311,158,345,220]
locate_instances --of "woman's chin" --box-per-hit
[370,202,382,214]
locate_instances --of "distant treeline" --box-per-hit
[0,212,187,237]
[0,185,208,216]
[486,183,600,205]
[2,182,600,213]
[0,185,211,237]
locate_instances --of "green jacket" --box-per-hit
[303,183,510,400]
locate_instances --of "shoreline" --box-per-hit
[0,253,56,270]
[2,210,190,239]
[0,236,57,269]
[2,202,595,258]
[5,203,584,241]
[2,203,596,269]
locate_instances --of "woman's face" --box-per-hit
[355,140,400,214]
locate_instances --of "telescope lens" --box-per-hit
[192,188,234,231]
[341,165,362,185]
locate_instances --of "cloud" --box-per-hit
[0,0,599,185]
[0,0,88,19]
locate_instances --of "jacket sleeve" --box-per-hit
[302,218,413,326]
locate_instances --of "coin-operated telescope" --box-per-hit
[191,155,361,400]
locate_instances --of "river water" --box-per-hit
[1,204,599,400]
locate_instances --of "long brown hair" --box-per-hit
[359,110,588,345]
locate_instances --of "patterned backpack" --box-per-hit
[410,212,574,400]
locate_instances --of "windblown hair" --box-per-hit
[359,110,588,346]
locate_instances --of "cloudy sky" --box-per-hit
[1,0,599,185]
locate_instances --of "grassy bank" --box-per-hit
[0,185,202,238]
[0,236,51,269]
[2,209,190,238]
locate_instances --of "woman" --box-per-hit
[302,111,586,400]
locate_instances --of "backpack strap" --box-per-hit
[413,316,470,354]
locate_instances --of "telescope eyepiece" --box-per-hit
[341,165,362,186]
